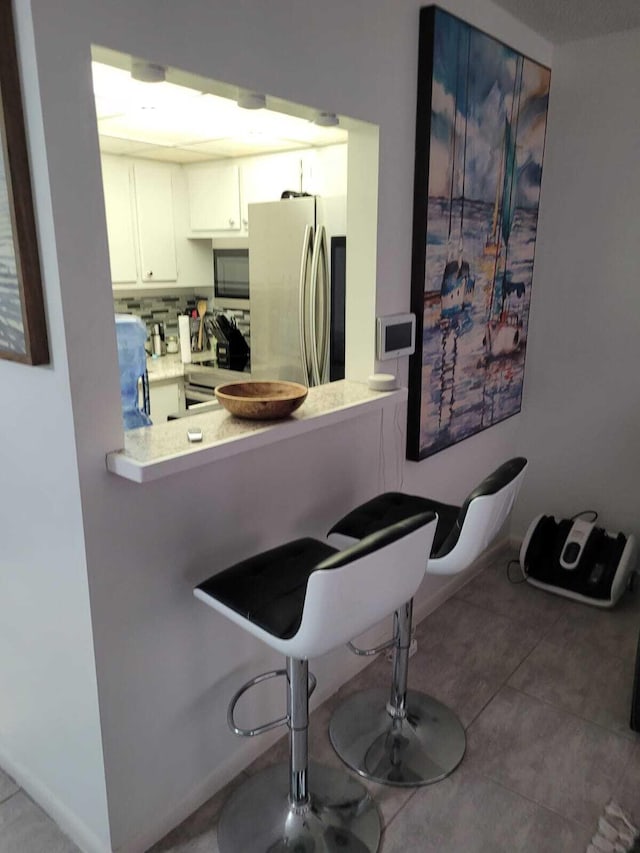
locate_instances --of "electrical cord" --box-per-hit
[571,509,598,522]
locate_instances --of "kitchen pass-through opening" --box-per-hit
[91,45,379,425]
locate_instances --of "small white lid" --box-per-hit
[367,373,397,391]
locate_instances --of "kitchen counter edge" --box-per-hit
[106,380,407,483]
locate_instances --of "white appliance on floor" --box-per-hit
[520,514,638,608]
[248,196,346,386]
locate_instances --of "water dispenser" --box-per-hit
[115,314,152,430]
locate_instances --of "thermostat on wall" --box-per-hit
[376,313,416,360]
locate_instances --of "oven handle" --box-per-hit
[184,385,218,404]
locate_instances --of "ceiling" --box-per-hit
[491,0,640,43]
[92,57,347,164]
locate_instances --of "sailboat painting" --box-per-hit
[407,6,550,460]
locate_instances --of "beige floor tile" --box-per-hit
[381,763,591,852]
[148,774,247,852]
[465,686,633,828]
[0,791,80,853]
[411,597,541,726]
[0,768,18,805]
[543,591,640,661]
[454,555,569,633]
[509,636,639,739]
[615,741,640,825]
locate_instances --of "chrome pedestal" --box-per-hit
[217,762,381,852]
[329,687,465,787]
[218,658,381,852]
[330,602,466,787]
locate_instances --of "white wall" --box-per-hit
[512,27,640,540]
[0,4,110,852]
[6,1,551,851]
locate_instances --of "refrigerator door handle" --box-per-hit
[317,226,330,383]
[309,225,328,386]
[298,225,314,385]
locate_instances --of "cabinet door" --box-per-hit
[149,381,182,423]
[240,153,305,230]
[186,163,241,232]
[134,162,178,282]
[102,157,138,283]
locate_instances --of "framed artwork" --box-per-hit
[0,0,49,365]
[407,6,550,460]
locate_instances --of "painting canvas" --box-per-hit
[407,6,550,460]
[0,0,48,365]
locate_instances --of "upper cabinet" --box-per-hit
[101,154,212,289]
[102,157,138,283]
[183,146,348,238]
[133,162,178,282]
[186,163,241,233]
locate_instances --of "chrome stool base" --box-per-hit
[217,762,381,853]
[329,687,466,787]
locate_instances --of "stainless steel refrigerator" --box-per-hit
[248,196,346,386]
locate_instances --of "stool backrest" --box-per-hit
[430,457,528,575]
[293,511,438,659]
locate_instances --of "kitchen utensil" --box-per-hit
[214,381,307,420]
[197,299,207,351]
[151,323,163,357]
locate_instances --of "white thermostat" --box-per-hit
[376,313,416,360]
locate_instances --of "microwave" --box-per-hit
[213,247,249,300]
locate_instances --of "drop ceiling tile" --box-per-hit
[137,147,220,163]
[184,137,308,158]
[98,136,160,155]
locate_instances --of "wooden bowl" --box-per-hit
[214,381,308,420]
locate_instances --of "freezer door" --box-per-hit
[248,197,316,384]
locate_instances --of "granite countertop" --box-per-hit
[107,380,407,483]
[146,354,185,384]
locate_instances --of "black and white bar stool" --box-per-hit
[194,511,438,853]
[327,457,528,788]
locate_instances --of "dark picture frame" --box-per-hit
[0,0,49,365]
[407,7,549,460]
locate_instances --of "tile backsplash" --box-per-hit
[113,295,250,344]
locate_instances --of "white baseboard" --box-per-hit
[0,744,111,853]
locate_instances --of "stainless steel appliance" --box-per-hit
[248,196,346,386]
[213,247,250,300]
[176,362,251,418]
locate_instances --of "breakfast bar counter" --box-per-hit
[106,380,407,483]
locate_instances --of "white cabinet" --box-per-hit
[149,380,183,424]
[102,157,138,283]
[102,155,214,289]
[133,162,178,282]
[239,155,303,230]
[186,163,241,232]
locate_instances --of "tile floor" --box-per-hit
[2,545,639,852]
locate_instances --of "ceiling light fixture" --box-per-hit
[131,60,166,83]
[237,91,266,110]
[314,111,339,127]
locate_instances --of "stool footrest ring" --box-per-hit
[347,631,398,657]
[227,668,317,737]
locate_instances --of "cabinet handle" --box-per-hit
[147,271,153,278]
[228,218,235,227]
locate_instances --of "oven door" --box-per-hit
[184,384,218,406]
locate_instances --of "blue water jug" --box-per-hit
[115,314,152,430]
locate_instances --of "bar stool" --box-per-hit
[194,510,438,853]
[327,457,528,788]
